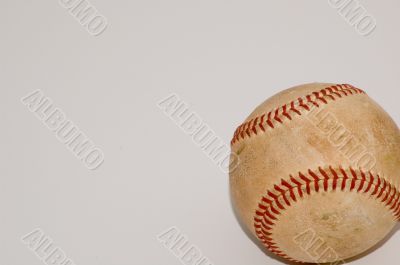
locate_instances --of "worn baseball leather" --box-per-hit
[229,83,400,263]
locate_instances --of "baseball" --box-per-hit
[229,83,400,263]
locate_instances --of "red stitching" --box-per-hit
[282,105,292,120]
[245,120,252,137]
[313,91,328,104]
[358,170,366,192]
[259,114,266,132]
[231,84,366,145]
[274,108,283,123]
[290,101,301,116]
[372,177,381,196]
[266,112,274,128]
[308,169,320,192]
[307,94,319,108]
[251,117,258,135]
[320,89,335,101]
[350,167,358,191]
[340,167,349,191]
[330,86,343,98]
[319,167,330,191]
[383,184,392,202]
[390,193,400,210]
[330,166,339,190]
[253,166,400,262]
[298,98,310,111]
[290,175,303,199]
[367,173,375,193]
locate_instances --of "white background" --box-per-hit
[1,0,400,264]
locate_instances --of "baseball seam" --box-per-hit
[254,166,400,263]
[231,84,366,145]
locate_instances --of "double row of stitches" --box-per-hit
[254,166,400,262]
[231,84,366,145]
